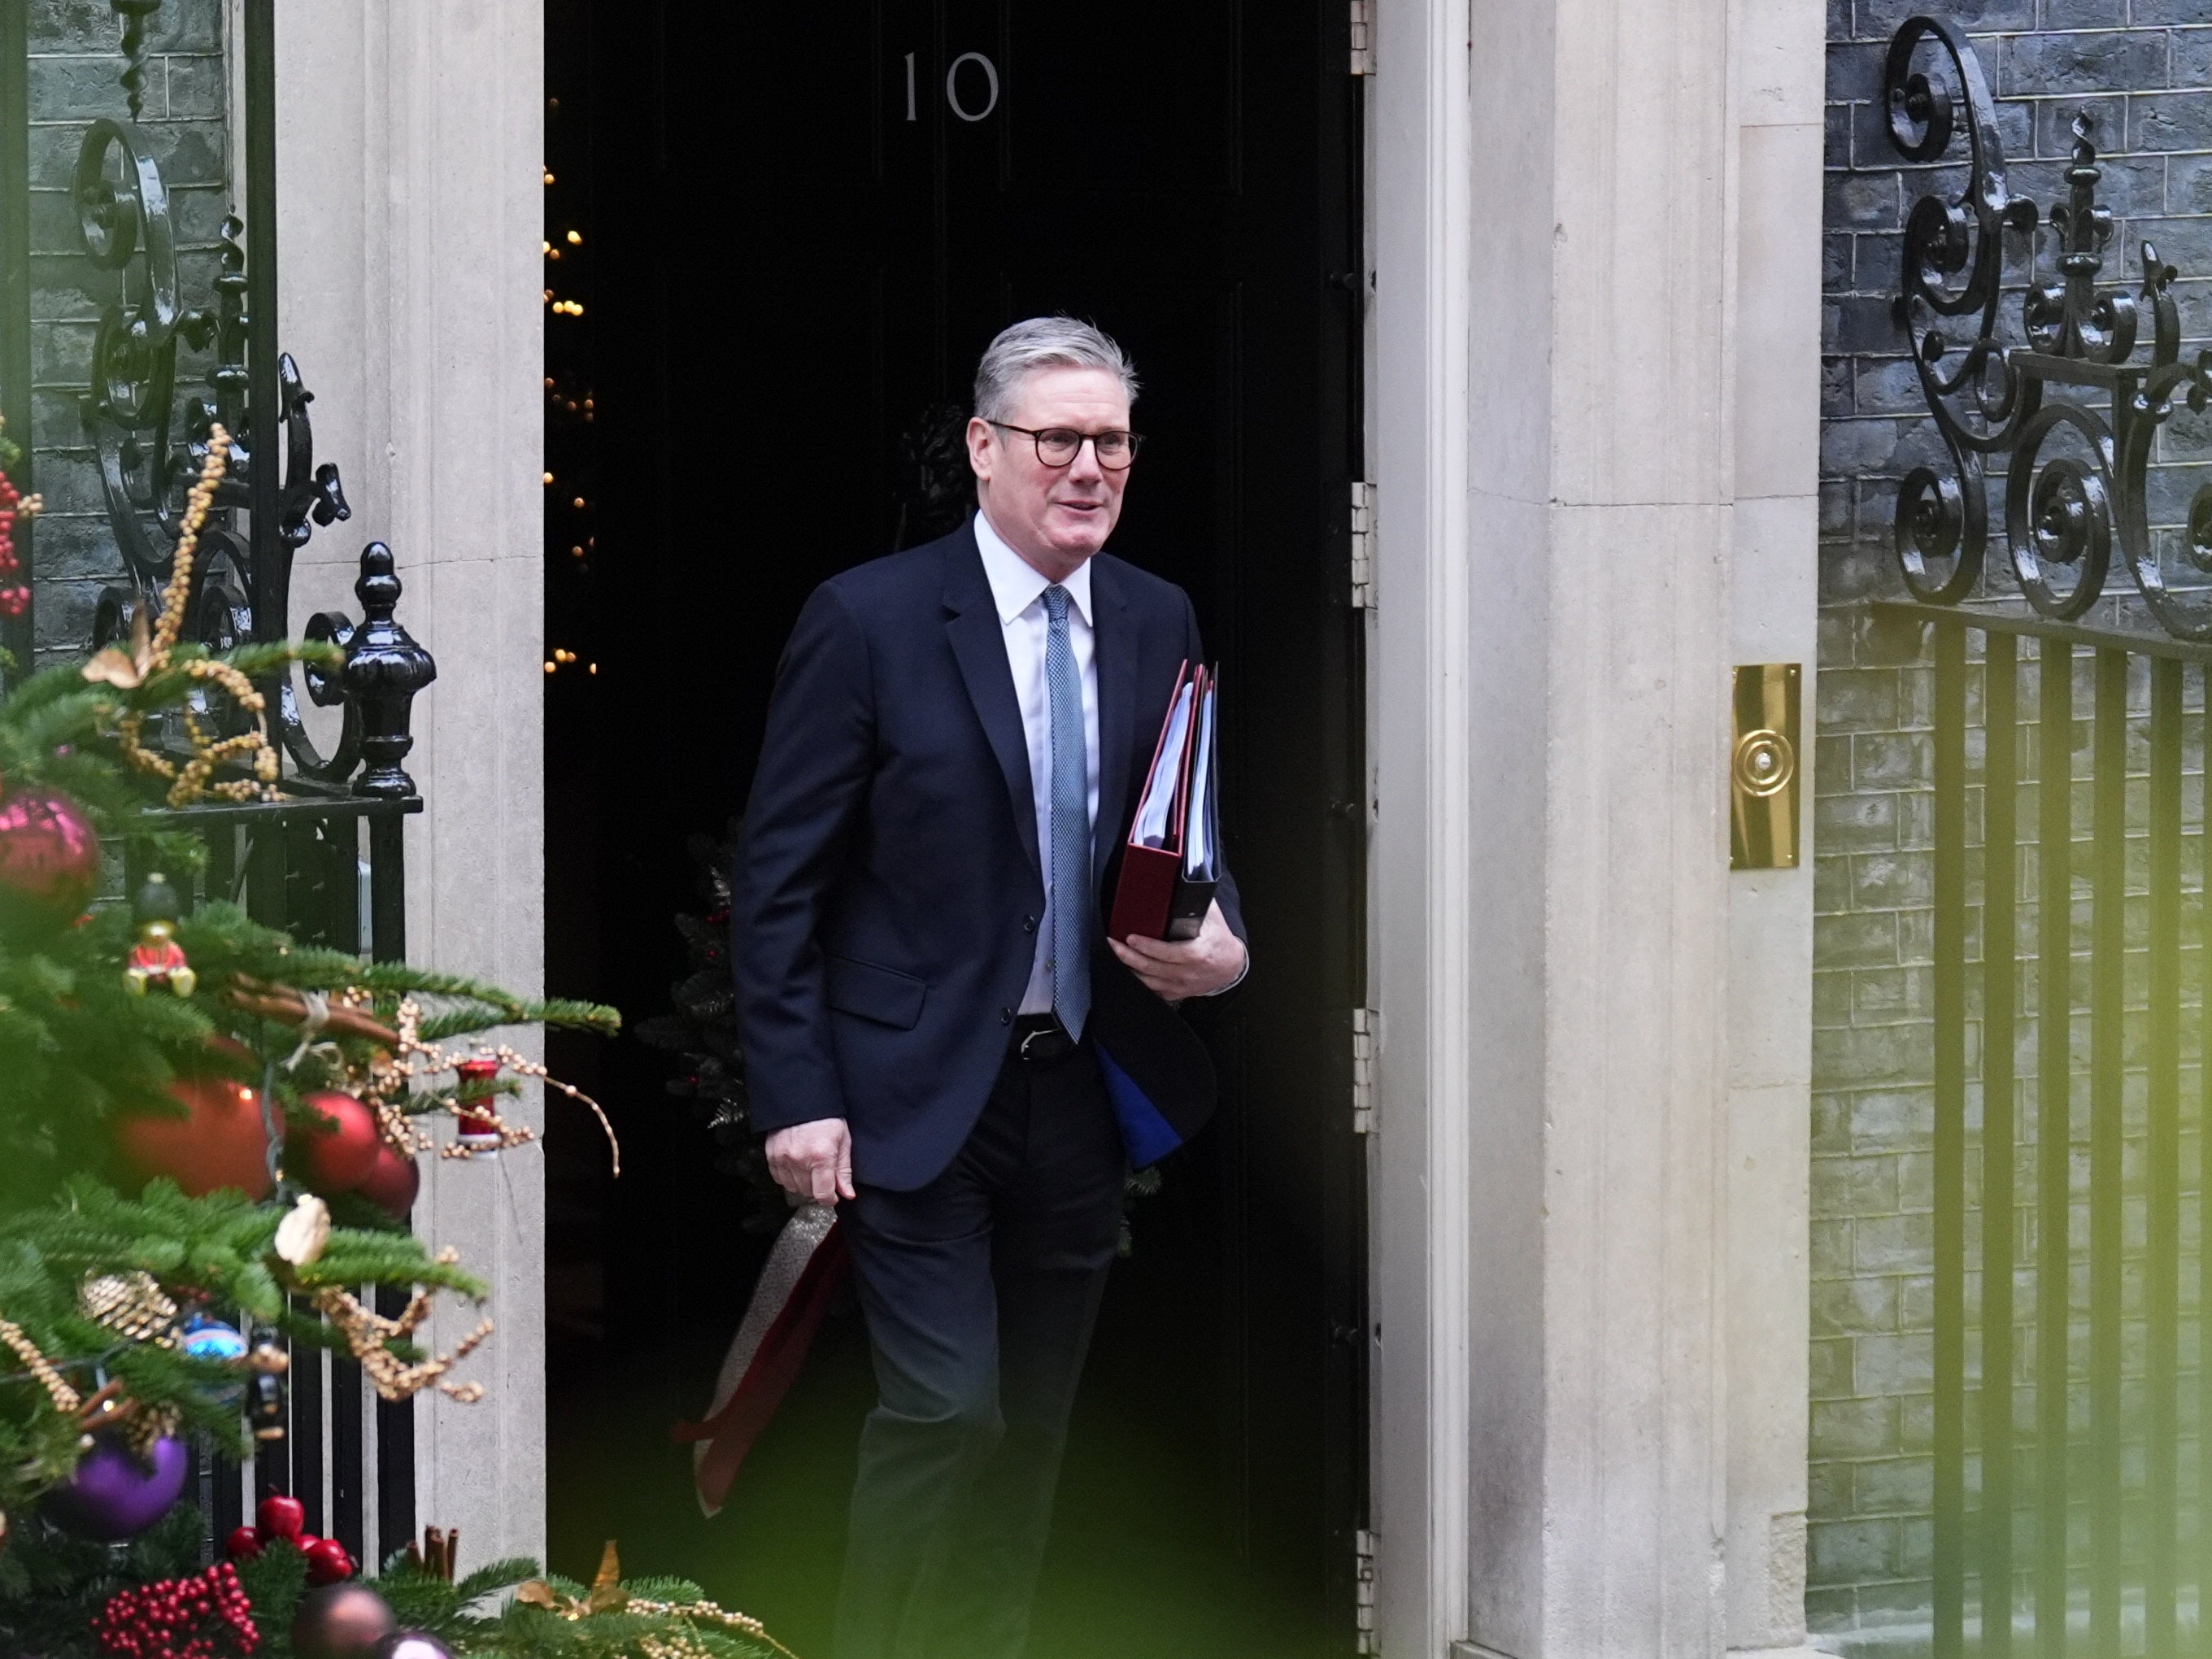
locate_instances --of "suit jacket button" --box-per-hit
[999,1007,1013,1025]
[1023,916,1038,934]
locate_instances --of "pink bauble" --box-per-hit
[293,1584,398,1659]
[0,786,98,931]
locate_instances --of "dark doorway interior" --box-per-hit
[542,6,1365,1654]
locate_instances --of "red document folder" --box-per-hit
[1108,662,1219,943]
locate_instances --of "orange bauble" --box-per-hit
[290,1091,382,1194]
[116,1074,273,1200]
[354,1143,420,1220]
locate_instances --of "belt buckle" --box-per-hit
[1018,1022,1059,1060]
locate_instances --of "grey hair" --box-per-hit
[972,316,1139,425]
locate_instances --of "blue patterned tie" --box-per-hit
[1043,585,1091,1039]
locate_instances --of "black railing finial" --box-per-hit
[342,543,436,800]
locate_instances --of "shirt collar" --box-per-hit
[973,508,1093,628]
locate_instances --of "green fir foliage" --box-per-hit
[0,639,620,1586]
[0,1495,204,1656]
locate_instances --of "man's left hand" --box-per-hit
[1108,899,1247,1003]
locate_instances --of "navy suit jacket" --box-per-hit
[733,520,1244,1191]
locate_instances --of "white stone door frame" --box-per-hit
[1365,0,1827,1653]
[1366,0,1476,1651]
[271,0,548,1566]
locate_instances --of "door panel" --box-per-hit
[546,4,1364,1652]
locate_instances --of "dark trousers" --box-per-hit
[834,1036,1126,1659]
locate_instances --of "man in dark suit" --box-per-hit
[733,317,1248,1659]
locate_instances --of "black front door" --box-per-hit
[545,5,1365,1652]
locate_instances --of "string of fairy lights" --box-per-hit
[543,93,596,679]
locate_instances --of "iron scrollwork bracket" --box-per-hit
[1886,15,2212,639]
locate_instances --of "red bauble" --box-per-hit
[304,1535,355,1585]
[116,1074,272,1200]
[256,1493,305,1543]
[0,786,99,932]
[224,1524,262,1560]
[291,1092,382,1194]
[354,1143,420,1221]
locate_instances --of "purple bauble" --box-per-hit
[371,1635,455,1659]
[41,1435,189,1540]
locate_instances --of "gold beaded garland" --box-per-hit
[0,1317,79,1415]
[83,425,284,807]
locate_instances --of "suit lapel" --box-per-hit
[943,529,1043,882]
[1090,557,1139,895]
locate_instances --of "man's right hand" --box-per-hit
[765,1117,857,1205]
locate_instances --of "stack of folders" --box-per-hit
[1107,660,1221,943]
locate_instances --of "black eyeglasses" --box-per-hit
[986,420,1144,470]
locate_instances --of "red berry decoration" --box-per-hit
[115,1073,273,1200]
[304,1535,356,1586]
[224,1525,263,1561]
[354,1141,420,1220]
[93,1561,258,1659]
[0,785,100,933]
[0,464,36,621]
[290,1091,383,1193]
[255,1493,306,1544]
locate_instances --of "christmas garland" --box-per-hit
[0,435,628,1600]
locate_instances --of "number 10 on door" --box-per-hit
[904,51,1001,123]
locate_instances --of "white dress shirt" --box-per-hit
[973,507,1100,1016]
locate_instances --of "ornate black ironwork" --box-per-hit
[1886,15,2212,639]
[72,0,436,799]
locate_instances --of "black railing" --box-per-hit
[1898,600,2209,1656]
[1874,14,2212,1650]
[148,781,422,1570]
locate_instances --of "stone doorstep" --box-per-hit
[1822,1598,2205,1659]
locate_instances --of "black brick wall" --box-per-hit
[23,0,227,670]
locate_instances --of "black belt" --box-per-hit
[1010,1013,1077,1064]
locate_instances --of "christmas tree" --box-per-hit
[634,823,785,1236]
[0,427,792,1656]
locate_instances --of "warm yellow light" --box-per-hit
[543,169,556,185]
[588,663,599,675]
[543,660,556,674]
[542,472,555,485]
[566,230,582,245]
[573,497,586,509]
